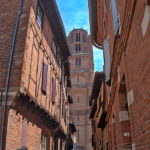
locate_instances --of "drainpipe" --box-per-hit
[0,91,3,105]
[0,0,23,149]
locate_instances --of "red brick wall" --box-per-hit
[0,0,68,149]
[102,0,150,149]
[0,0,31,90]
[5,108,53,150]
[125,0,150,149]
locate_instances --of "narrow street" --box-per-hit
[0,0,150,150]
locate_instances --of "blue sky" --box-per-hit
[56,0,104,71]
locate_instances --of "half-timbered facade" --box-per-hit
[0,0,72,149]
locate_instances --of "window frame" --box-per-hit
[40,132,48,150]
[75,57,81,66]
[52,77,56,104]
[75,44,81,52]
[83,33,87,42]
[76,33,80,41]
[41,63,48,95]
[36,2,43,28]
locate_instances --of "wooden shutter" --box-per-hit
[103,38,111,85]
[52,78,56,104]
[42,63,48,95]
[21,120,28,147]
[110,0,119,34]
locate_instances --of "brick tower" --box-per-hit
[68,29,94,150]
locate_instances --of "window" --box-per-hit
[36,3,43,28]
[78,96,80,102]
[78,115,79,121]
[83,34,87,42]
[110,0,119,34]
[77,76,79,82]
[75,58,81,66]
[41,63,48,95]
[52,40,57,56]
[75,44,81,52]
[52,138,56,150]
[52,78,56,104]
[40,132,48,150]
[76,33,80,41]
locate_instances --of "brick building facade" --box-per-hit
[0,0,74,150]
[68,29,94,150]
[89,0,150,149]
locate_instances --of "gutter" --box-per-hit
[0,0,23,149]
[93,40,103,50]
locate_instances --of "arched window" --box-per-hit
[76,33,80,41]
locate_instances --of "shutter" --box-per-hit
[110,0,119,34]
[103,38,111,85]
[42,63,48,94]
[52,78,56,104]
[21,120,28,147]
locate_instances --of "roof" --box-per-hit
[91,72,104,100]
[69,28,88,33]
[40,0,70,60]
[88,0,103,48]
[88,0,98,43]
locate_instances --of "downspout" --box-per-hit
[0,91,3,105]
[0,0,23,150]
